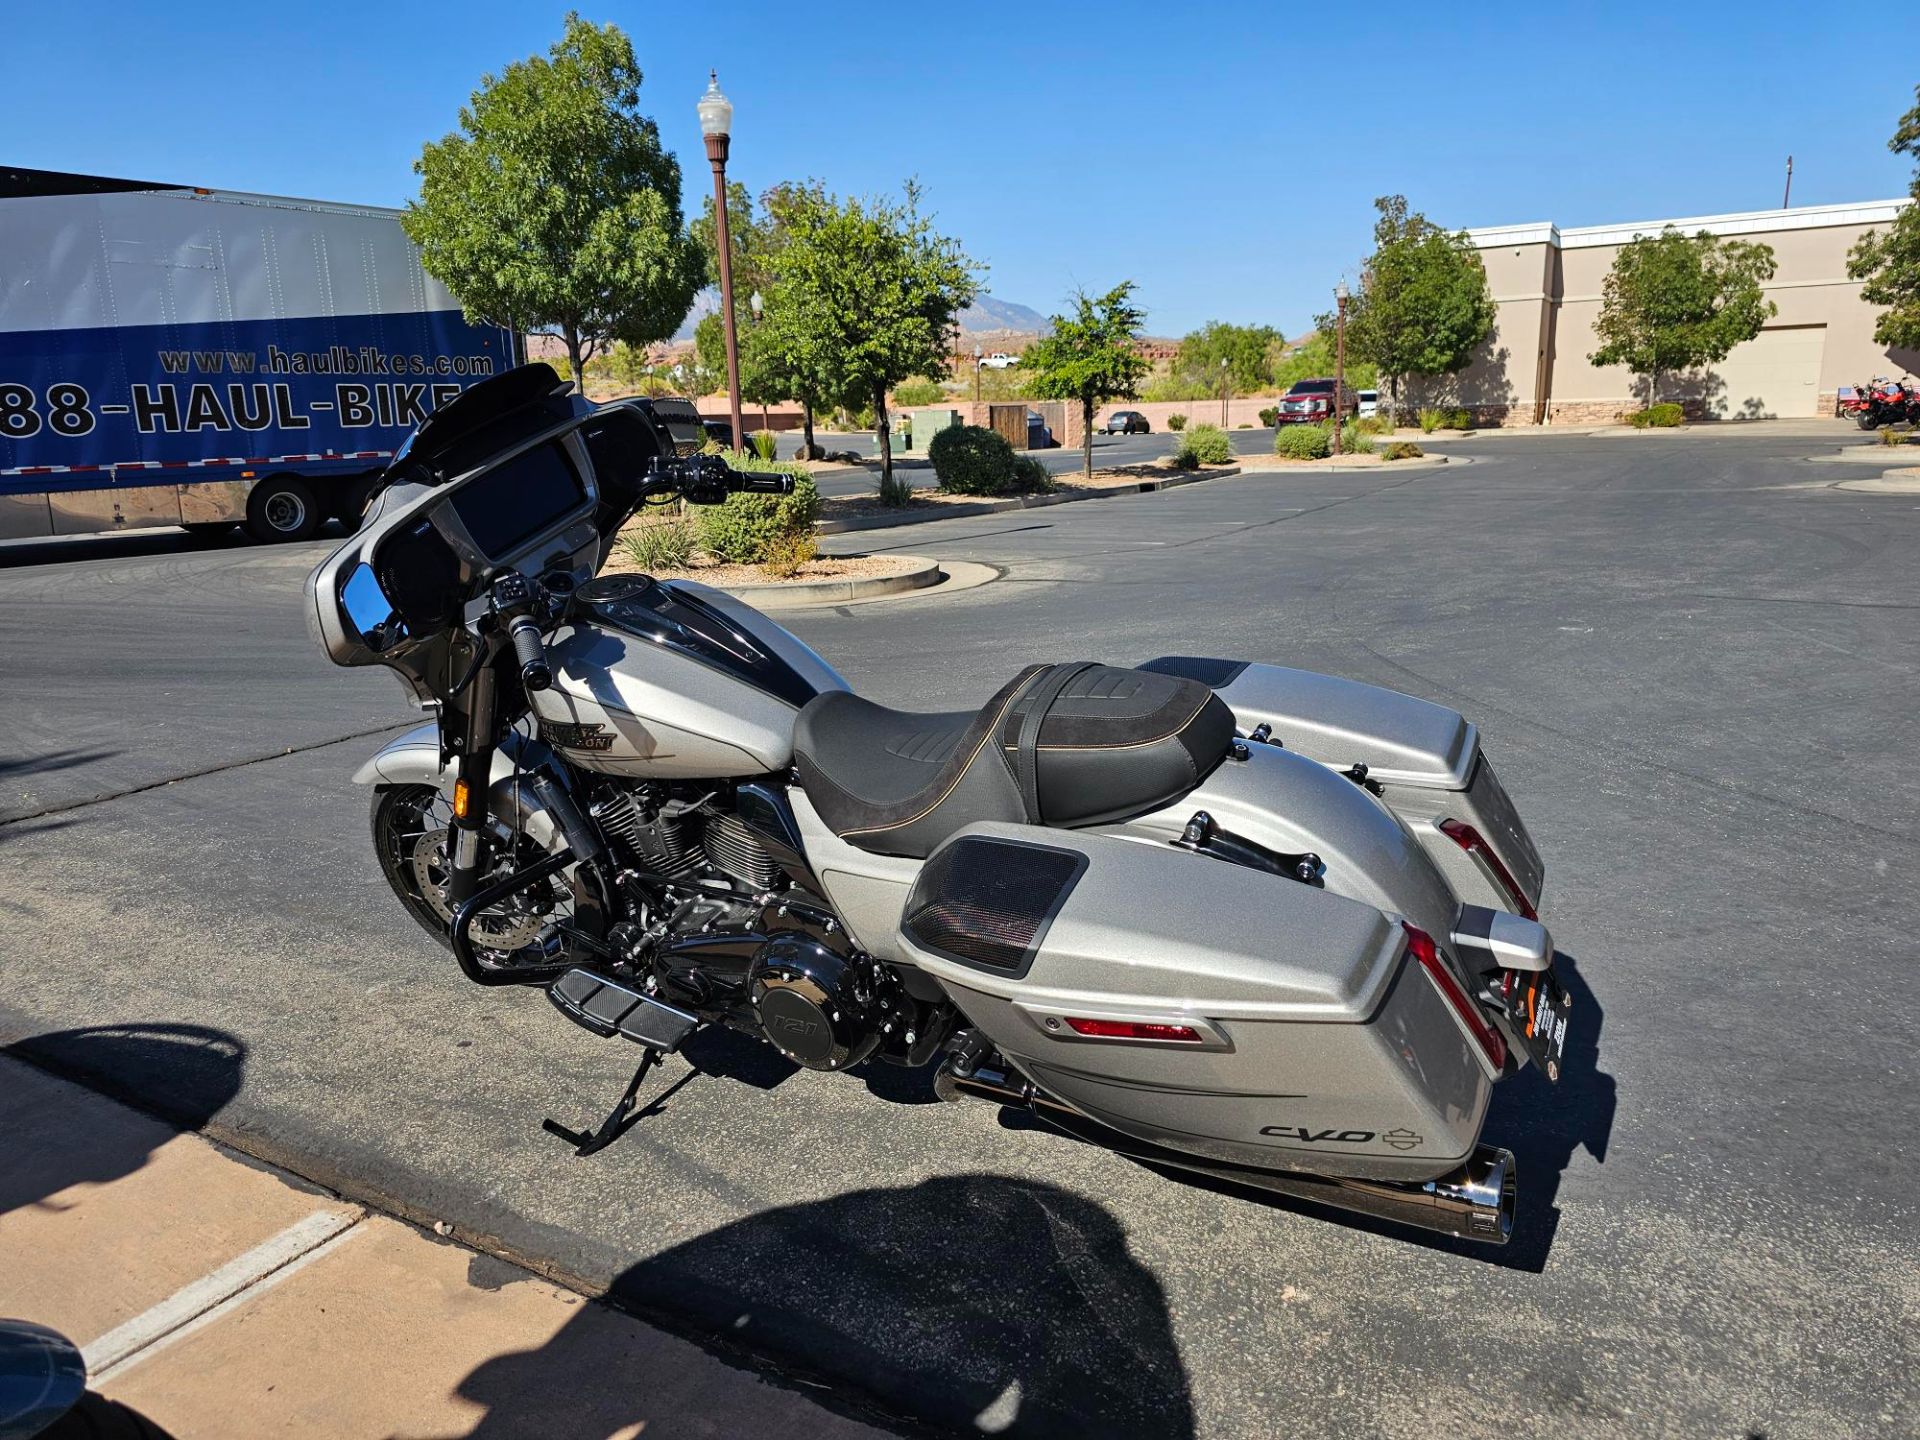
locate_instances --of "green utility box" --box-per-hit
[905,408,962,451]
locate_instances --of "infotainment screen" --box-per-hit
[446,440,588,559]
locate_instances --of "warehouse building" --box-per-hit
[1433,199,1915,424]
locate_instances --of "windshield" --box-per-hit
[1289,380,1335,395]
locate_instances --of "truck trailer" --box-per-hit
[0,166,514,545]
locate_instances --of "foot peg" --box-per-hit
[542,969,699,1156]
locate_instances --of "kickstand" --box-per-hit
[543,1048,663,1157]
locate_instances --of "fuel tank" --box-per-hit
[531,575,847,778]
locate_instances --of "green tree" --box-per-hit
[760,183,979,497]
[402,14,703,392]
[1336,195,1496,417]
[1849,85,1920,351]
[1589,228,1777,409]
[1021,282,1151,479]
[1272,330,1378,391]
[1172,321,1285,395]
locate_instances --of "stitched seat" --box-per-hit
[792,662,1235,858]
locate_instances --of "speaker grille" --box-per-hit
[901,836,1088,978]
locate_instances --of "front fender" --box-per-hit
[353,722,565,852]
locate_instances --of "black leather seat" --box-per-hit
[793,662,1235,858]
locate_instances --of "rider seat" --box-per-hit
[792,662,1235,858]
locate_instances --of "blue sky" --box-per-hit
[5,2,1915,338]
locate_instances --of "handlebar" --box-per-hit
[508,613,552,692]
[644,454,794,504]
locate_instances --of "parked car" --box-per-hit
[980,351,1019,370]
[700,418,739,449]
[1273,378,1359,425]
[1356,389,1380,419]
[1027,410,1059,448]
[1103,410,1151,435]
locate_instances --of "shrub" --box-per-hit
[891,377,945,408]
[1275,425,1331,460]
[1170,423,1232,470]
[749,429,779,462]
[1167,413,1188,431]
[693,454,820,563]
[760,529,818,579]
[619,517,696,572]
[877,471,916,507]
[1445,407,1474,429]
[1417,407,1444,434]
[1355,414,1394,437]
[1382,441,1425,461]
[929,424,1019,495]
[1258,405,1280,427]
[1878,426,1910,446]
[1011,454,1055,492]
[1626,402,1685,429]
[1334,420,1373,455]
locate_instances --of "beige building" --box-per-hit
[1432,199,1915,424]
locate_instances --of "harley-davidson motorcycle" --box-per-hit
[307,363,1568,1245]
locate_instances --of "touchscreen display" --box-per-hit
[447,441,587,558]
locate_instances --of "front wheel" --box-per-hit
[370,784,589,971]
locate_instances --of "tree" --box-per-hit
[1336,196,1496,417]
[1021,283,1151,479]
[759,183,979,497]
[1272,330,1377,391]
[1171,321,1285,395]
[1589,228,1777,409]
[1848,85,1920,351]
[403,14,704,392]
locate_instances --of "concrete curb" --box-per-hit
[707,556,942,609]
[816,466,1242,536]
[1834,469,1920,494]
[1807,447,1919,466]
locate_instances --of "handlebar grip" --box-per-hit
[508,614,552,692]
[735,471,794,495]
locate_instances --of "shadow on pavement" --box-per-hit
[451,1175,1194,1439]
[0,1024,246,1218]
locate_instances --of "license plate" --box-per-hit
[1506,965,1571,1081]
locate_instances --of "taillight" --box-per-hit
[1403,923,1507,1071]
[1438,819,1537,920]
[1063,1017,1204,1043]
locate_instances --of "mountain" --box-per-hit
[669,290,1048,343]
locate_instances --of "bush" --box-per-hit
[877,471,916,507]
[1275,425,1331,460]
[619,517,696,572]
[693,454,820,563]
[1258,405,1280,427]
[1332,420,1373,455]
[1626,402,1685,428]
[891,377,945,408]
[929,424,1020,496]
[1445,407,1474,429]
[1382,441,1425,461]
[1417,407,1444,434]
[760,529,818,579]
[1167,413,1188,431]
[1355,414,1394,437]
[1170,423,1232,470]
[749,429,778,461]
[1011,454,1055,493]
[1878,426,1910,446]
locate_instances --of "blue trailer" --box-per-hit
[0,166,515,544]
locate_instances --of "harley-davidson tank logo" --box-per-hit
[539,720,615,752]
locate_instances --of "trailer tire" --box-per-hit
[245,474,321,542]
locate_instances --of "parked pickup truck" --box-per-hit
[1273,378,1358,425]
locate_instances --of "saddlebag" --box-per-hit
[896,822,1495,1182]
[1139,657,1544,917]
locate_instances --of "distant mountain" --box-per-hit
[669,289,1048,343]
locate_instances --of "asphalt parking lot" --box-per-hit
[3,428,1917,1437]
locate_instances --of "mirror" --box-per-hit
[340,562,409,653]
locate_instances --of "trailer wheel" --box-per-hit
[245,474,321,542]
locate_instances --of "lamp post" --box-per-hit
[697,71,744,451]
[1220,357,1230,427]
[1333,281,1349,457]
[748,289,769,435]
[973,345,983,412]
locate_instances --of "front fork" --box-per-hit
[445,656,498,913]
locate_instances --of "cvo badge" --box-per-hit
[539,720,615,752]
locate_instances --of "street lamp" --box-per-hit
[748,289,768,433]
[1220,357,1230,428]
[1333,281,1349,457]
[973,345,983,410]
[697,71,744,451]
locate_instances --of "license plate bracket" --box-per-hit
[1505,965,1571,1081]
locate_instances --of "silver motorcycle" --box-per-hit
[307,364,1567,1246]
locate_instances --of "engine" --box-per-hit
[747,934,906,1071]
[587,780,782,892]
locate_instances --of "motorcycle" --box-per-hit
[307,363,1567,1246]
[1842,376,1917,429]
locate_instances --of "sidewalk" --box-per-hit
[0,1054,895,1439]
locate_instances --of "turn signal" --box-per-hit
[1063,1017,1204,1043]
[451,778,474,821]
[1437,819,1537,920]
[1403,923,1507,1071]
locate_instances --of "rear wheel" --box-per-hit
[245,474,321,542]
[1857,413,1880,430]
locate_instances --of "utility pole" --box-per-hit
[1783,155,1793,209]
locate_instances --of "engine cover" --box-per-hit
[748,934,895,1071]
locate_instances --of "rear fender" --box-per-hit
[353,721,564,851]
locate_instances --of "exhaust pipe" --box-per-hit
[937,1057,1516,1245]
